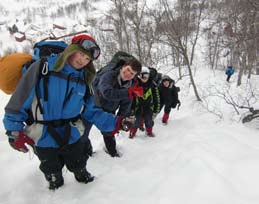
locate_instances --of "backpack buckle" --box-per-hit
[41,61,49,76]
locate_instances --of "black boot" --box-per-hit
[74,168,94,183]
[45,172,64,190]
[103,135,120,157]
[109,151,121,157]
[103,147,121,157]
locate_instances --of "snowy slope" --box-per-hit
[1,75,259,204]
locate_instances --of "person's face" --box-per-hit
[163,80,170,87]
[120,65,138,81]
[67,51,91,69]
[140,77,149,83]
[139,74,149,83]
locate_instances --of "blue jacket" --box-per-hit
[225,66,234,75]
[3,56,117,148]
[93,67,133,116]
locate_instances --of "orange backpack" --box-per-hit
[0,41,68,95]
[0,53,32,94]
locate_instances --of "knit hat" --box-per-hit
[53,34,98,85]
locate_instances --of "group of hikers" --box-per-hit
[2,34,181,190]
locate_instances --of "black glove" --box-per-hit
[121,116,135,132]
[112,116,135,135]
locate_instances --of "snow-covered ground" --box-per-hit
[1,69,259,204]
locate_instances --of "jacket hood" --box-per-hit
[53,44,96,85]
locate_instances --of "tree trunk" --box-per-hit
[183,51,202,101]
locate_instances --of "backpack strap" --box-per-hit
[34,58,48,116]
[41,58,49,102]
[35,58,85,115]
[47,123,71,148]
[31,58,85,147]
[32,58,86,147]
[36,115,81,148]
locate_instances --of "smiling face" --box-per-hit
[120,65,138,81]
[163,80,170,87]
[67,51,91,69]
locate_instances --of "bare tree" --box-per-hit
[106,0,165,67]
[108,0,130,52]
[157,0,205,101]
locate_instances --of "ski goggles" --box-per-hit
[73,39,101,60]
[139,72,150,79]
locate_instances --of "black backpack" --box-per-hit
[93,51,136,87]
[148,67,163,85]
[97,51,136,76]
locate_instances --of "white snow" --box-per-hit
[1,70,259,204]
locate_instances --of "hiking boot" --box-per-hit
[129,128,137,139]
[103,147,121,157]
[45,172,64,190]
[162,113,169,124]
[74,168,94,184]
[146,127,155,137]
[146,132,155,137]
[110,151,121,157]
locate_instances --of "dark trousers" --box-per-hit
[101,131,117,155]
[160,103,171,114]
[35,140,87,175]
[226,74,231,82]
[82,120,117,156]
[134,108,154,129]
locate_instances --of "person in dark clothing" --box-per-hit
[129,66,160,138]
[137,66,162,131]
[82,55,143,157]
[149,67,163,85]
[3,34,122,190]
[225,65,234,82]
[159,75,181,124]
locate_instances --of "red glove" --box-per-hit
[8,131,35,153]
[128,82,143,100]
[112,116,123,136]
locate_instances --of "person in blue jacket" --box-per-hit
[3,34,122,190]
[225,65,234,82]
[82,54,143,157]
